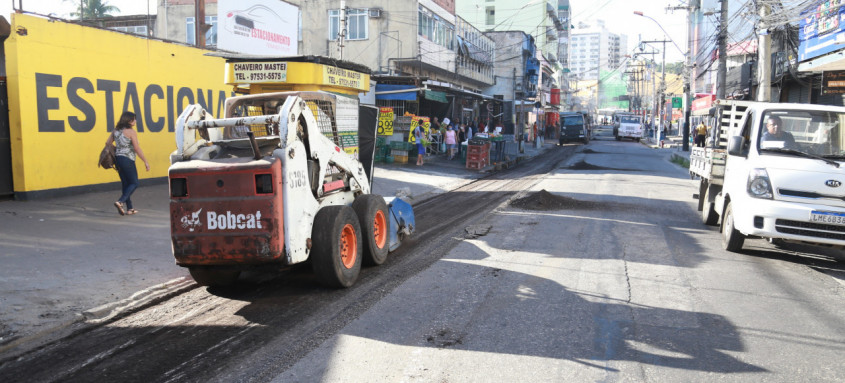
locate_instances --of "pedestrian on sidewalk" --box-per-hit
[106,111,150,215]
[457,124,467,158]
[415,119,425,166]
[445,125,457,160]
[695,122,707,147]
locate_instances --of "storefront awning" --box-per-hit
[424,90,448,103]
[375,84,417,101]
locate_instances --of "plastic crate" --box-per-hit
[385,155,394,164]
[467,152,488,162]
[390,141,413,151]
[466,159,487,170]
[394,154,408,163]
[390,149,409,157]
[376,137,387,147]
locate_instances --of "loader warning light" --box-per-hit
[171,178,188,198]
[255,174,273,194]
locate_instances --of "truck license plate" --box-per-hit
[809,210,845,225]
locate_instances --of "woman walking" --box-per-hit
[106,111,150,215]
[445,125,457,160]
[415,119,426,166]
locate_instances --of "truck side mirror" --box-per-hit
[727,136,745,156]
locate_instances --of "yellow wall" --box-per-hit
[6,14,233,193]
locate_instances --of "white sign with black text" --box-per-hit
[218,0,299,56]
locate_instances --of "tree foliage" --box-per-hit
[66,0,120,19]
[657,62,685,75]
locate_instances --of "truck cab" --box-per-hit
[558,112,589,144]
[612,113,644,142]
[718,103,845,251]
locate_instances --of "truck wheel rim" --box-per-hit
[340,223,357,268]
[373,210,387,249]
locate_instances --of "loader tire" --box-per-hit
[189,268,240,287]
[312,205,362,288]
[353,194,390,266]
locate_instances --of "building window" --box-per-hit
[329,9,368,40]
[112,25,148,36]
[186,16,217,46]
[486,6,495,25]
[418,6,454,50]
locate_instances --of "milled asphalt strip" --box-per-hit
[0,148,549,362]
[0,277,197,361]
[0,174,480,362]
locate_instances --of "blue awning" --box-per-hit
[375,84,418,101]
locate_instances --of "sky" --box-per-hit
[569,0,691,63]
[0,0,157,20]
[2,0,692,63]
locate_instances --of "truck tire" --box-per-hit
[311,205,362,288]
[189,268,241,287]
[721,202,745,252]
[701,187,719,226]
[352,194,390,266]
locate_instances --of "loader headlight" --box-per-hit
[747,168,773,199]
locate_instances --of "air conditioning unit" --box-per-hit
[368,8,382,18]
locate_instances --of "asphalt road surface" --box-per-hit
[2,138,845,382]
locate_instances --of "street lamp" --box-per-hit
[633,11,684,56]
[634,10,689,148]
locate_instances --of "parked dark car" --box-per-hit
[559,112,589,144]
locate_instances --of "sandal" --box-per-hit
[114,201,126,216]
[127,209,138,215]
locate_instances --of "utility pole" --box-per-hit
[194,0,207,48]
[513,67,518,141]
[756,3,772,102]
[641,41,670,139]
[717,0,728,99]
[668,0,698,151]
[338,0,347,60]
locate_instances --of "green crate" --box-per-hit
[376,137,387,147]
[390,141,413,151]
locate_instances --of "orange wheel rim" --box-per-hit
[373,210,387,249]
[340,223,357,269]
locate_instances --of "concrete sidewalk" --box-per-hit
[0,139,556,358]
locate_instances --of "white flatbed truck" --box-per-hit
[689,100,845,252]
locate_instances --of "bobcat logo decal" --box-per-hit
[181,209,203,232]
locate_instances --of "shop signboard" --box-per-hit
[798,2,845,62]
[378,107,394,136]
[218,0,298,56]
[823,70,845,94]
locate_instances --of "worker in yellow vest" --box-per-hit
[695,122,708,148]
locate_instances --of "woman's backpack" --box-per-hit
[98,143,116,169]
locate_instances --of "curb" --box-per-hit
[0,277,197,361]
